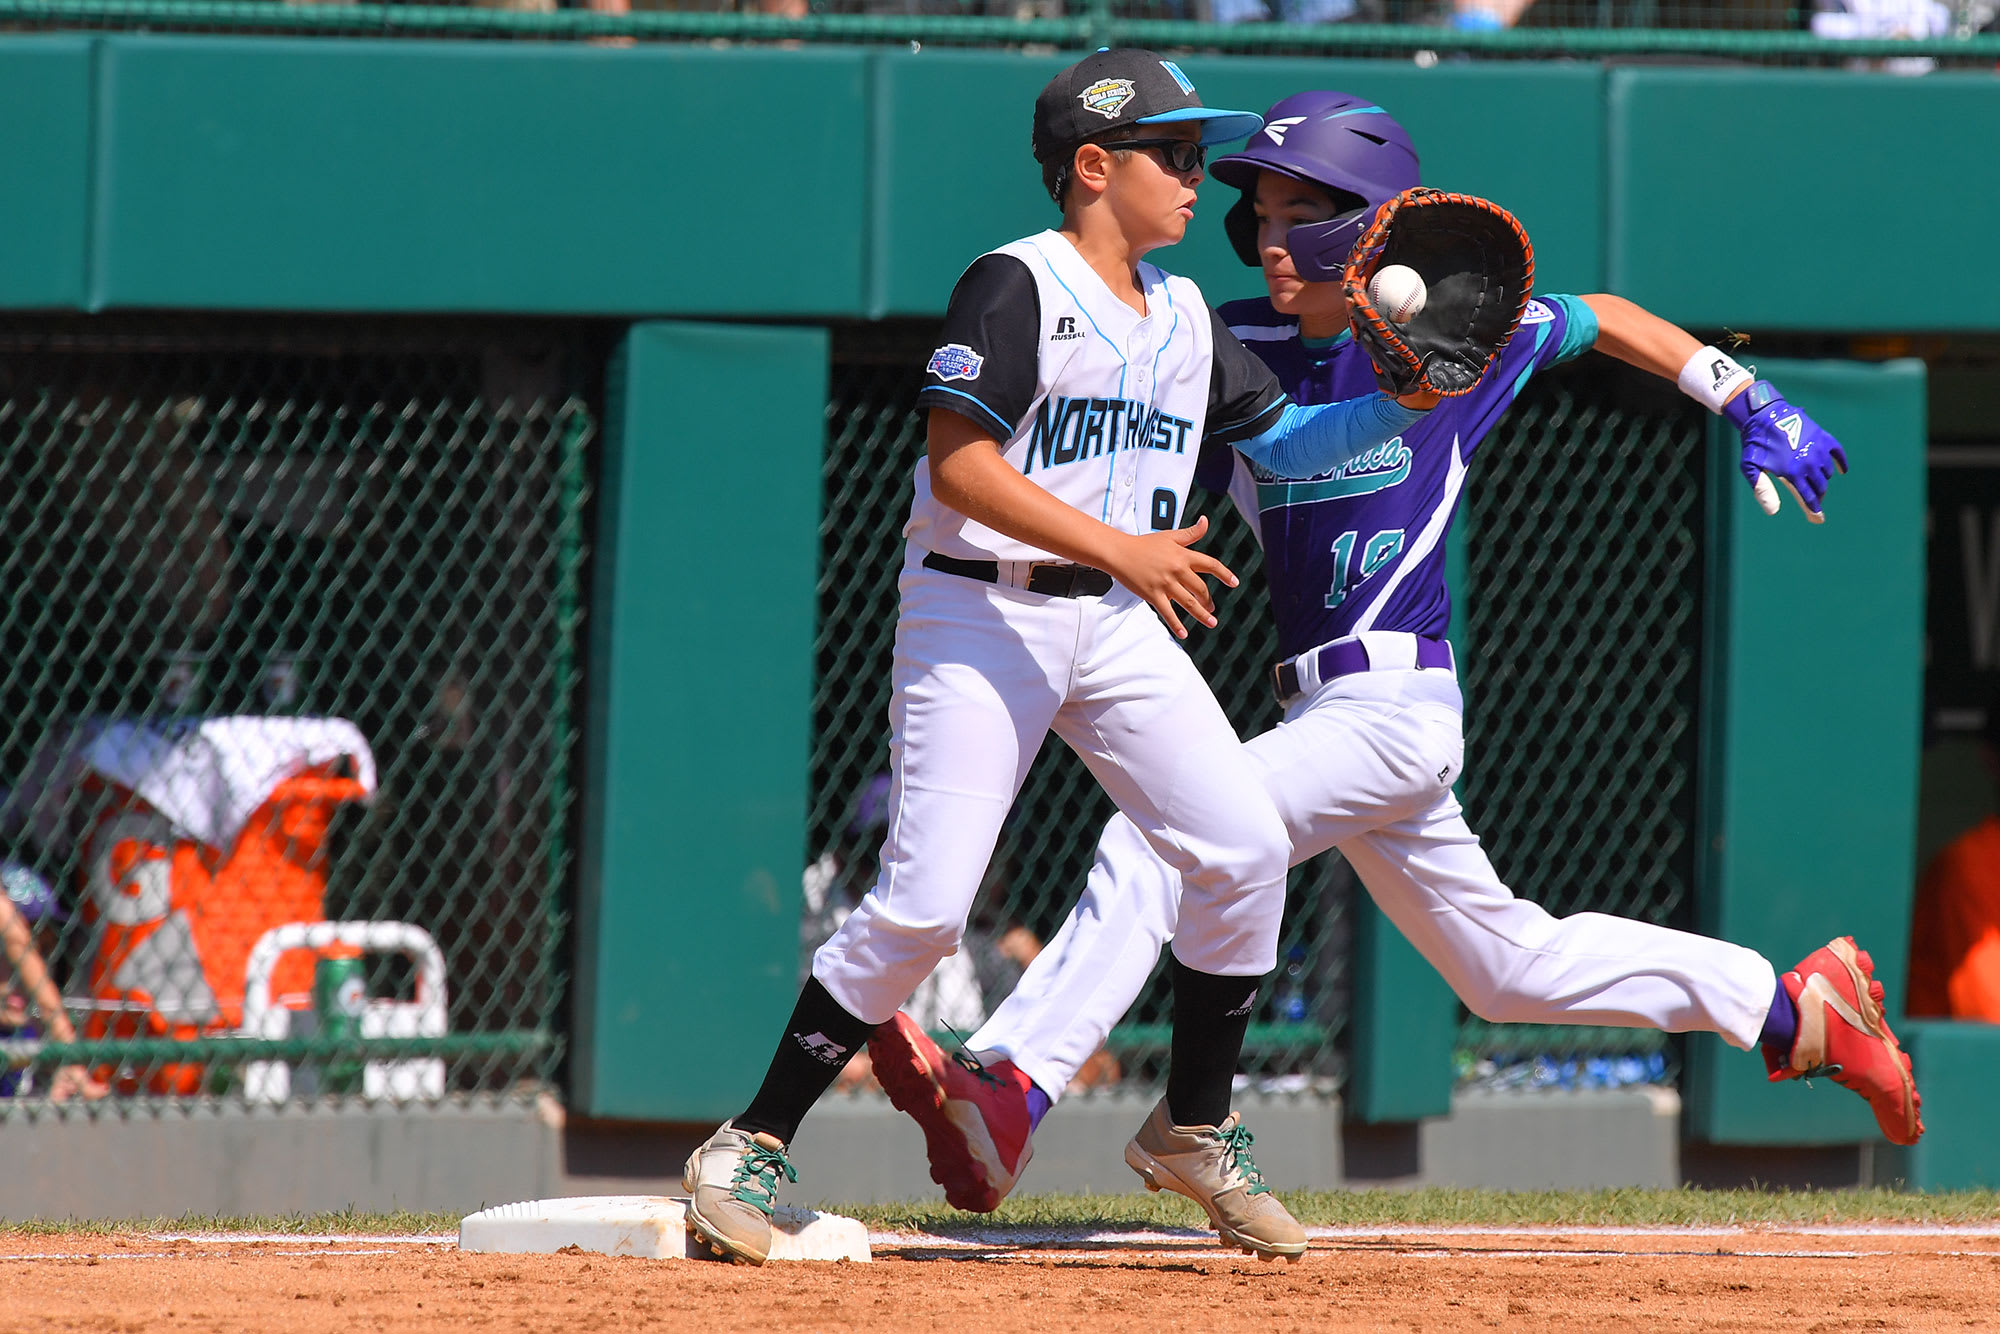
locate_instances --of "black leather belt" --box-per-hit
[923,551,1114,599]
[1272,635,1455,703]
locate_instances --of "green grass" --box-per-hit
[7,1189,1999,1237]
[0,1208,462,1236]
[845,1187,2000,1233]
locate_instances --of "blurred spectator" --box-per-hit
[1208,0,1366,21]
[1908,700,2000,1022]
[1200,0,1392,20]
[1448,0,1535,28]
[0,862,106,1102]
[1812,0,1953,73]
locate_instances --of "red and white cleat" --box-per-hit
[867,1011,1036,1212]
[1766,936,1924,1145]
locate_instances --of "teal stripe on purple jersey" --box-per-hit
[1199,295,1594,659]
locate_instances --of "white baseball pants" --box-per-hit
[811,557,1291,1027]
[968,652,1779,1101]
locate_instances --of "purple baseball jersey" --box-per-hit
[1197,293,1599,660]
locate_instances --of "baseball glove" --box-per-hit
[1341,188,1535,398]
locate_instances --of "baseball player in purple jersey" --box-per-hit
[681,56,1447,1266]
[867,90,1922,1216]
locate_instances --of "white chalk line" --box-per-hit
[150,1233,455,1244]
[869,1221,2000,1262]
[872,1222,2000,1249]
[1304,1224,2000,1238]
[0,1247,437,1261]
[0,1223,1993,1265]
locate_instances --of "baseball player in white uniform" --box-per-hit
[682,51,1435,1265]
[864,90,1922,1217]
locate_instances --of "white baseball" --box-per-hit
[1369,264,1427,323]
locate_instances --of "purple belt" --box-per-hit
[1272,635,1455,704]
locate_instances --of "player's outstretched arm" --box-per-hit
[1581,293,1848,524]
[1231,392,1427,481]
[926,408,1237,639]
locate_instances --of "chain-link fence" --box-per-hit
[811,330,1707,1100]
[1453,359,1708,1092]
[0,318,594,1113]
[2,0,1996,66]
[0,316,1708,1112]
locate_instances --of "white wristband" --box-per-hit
[1678,346,1753,415]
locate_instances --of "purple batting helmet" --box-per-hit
[1212,91,1421,282]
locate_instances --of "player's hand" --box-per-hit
[47,1063,108,1102]
[1726,381,1848,524]
[1104,515,1238,639]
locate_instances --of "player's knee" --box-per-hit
[1184,845,1286,901]
[1459,976,1536,1025]
[825,895,968,969]
[864,913,964,965]
[1225,803,1291,890]
[1459,984,1513,1024]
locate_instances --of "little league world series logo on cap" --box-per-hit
[927,343,984,381]
[1078,77,1137,119]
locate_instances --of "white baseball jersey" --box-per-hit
[909,229,1286,564]
[808,230,1302,1027]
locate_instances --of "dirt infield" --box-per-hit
[7,1227,2000,1333]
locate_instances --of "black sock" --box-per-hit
[734,978,878,1145]
[1165,955,1266,1129]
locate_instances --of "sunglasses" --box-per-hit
[1099,136,1206,175]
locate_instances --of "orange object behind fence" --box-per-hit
[77,764,369,1095]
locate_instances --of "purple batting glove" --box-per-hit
[1724,380,1849,524]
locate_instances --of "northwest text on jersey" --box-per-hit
[1021,395,1197,476]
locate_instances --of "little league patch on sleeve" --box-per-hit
[1520,300,1555,325]
[927,343,985,381]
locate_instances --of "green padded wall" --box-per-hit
[1685,357,1927,1145]
[6,39,1998,328]
[572,321,825,1120]
[1608,70,2000,331]
[1347,901,1460,1123]
[88,37,869,315]
[869,52,1605,318]
[1881,1022,2000,1190]
[0,39,93,308]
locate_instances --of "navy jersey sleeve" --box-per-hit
[915,254,1040,440]
[1193,436,1237,495]
[1204,306,1290,444]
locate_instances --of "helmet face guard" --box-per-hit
[1212,91,1420,284]
[1225,193,1374,282]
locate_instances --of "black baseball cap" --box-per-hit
[1031,49,1264,165]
